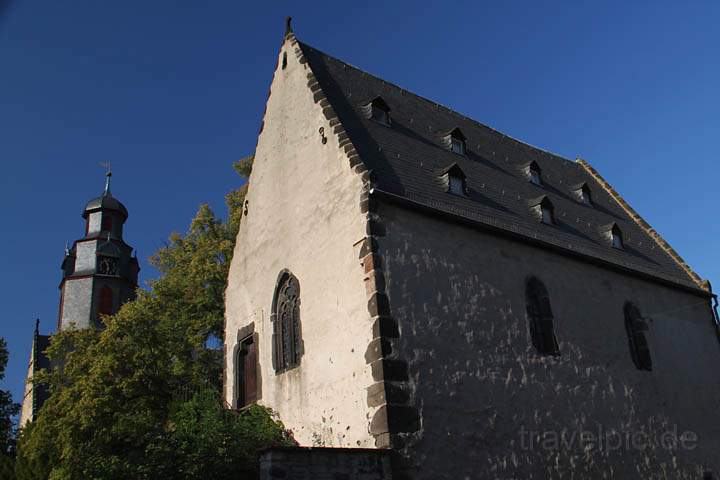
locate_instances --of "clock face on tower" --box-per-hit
[97,255,119,276]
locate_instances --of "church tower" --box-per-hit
[20,172,140,426]
[58,172,139,330]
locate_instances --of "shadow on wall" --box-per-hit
[393,273,714,479]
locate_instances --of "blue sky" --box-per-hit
[1,1,718,409]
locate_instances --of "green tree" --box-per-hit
[16,156,290,479]
[1,337,20,480]
[0,337,20,458]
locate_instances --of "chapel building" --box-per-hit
[224,24,720,479]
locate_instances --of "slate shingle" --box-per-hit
[297,41,703,293]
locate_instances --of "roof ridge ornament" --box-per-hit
[285,16,293,36]
[99,161,112,196]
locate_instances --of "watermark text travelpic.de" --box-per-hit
[519,425,698,452]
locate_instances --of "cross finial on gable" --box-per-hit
[285,16,293,35]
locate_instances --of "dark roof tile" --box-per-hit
[298,41,703,292]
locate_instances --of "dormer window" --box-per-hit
[448,128,466,155]
[527,161,542,185]
[530,196,554,225]
[368,97,391,126]
[572,183,592,205]
[579,185,592,205]
[440,163,467,196]
[611,225,624,249]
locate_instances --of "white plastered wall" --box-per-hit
[224,39,375,447]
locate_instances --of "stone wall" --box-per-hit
[223,34,376,447]
[375,201,720,479]
[259,447,392,480]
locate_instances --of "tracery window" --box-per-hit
[525,277,560,355]
[272,271,302,372]
[624,302,652,371]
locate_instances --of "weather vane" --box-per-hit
[99,161,112,193]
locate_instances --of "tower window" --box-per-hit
[101,215,113,232]
[98,286,114,317]
[611,225,624,249]
[527,161,542,185]
[525,277,560,355]
[237,335,258,407]
[369,97,391,126]
[272,271,302,372]
[624,302,652,371]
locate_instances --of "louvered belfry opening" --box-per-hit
[525,277,560,355]
[624,302,652,371]
[272,271,302,372]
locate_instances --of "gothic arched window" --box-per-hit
[624,302,652,371]
[525,277,560,355]
[98,286,114,317]
[271,271,302,372]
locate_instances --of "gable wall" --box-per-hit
[224,40,375,447]
[376,201,720,479]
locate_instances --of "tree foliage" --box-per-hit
[15,156,289,479]
[0,337,20,478]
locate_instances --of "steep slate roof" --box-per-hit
[296,41,706,294]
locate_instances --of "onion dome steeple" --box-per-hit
[58,171,139,331]
[82,171,129,239]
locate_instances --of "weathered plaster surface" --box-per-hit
[377,201,720,479]
[224,39,374,447]
[18,342,36,427]
[60,277,93,330]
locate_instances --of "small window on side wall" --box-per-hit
[237,335,258,408]
[525,277,560,355]
[624,302,652,371]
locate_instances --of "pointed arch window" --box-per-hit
[530,196,555,225]
[611,225,624,249]
[527,161,542,185]
[440,163,467,196]
[578,184,592,205]
[525,278,559,355]
[624,302,652,371]
[447,128,466,154]
[369,97,391,126]
[272,271,302,372]
[98,285,114,317]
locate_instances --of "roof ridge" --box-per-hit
[297,41,579,167]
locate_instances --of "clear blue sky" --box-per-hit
[1,2,718,409]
